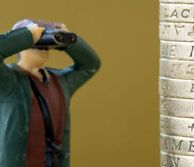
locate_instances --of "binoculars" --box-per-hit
[33,28,77,50]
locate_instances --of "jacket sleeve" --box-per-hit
[60,36,101,97]
[0,27,34,98]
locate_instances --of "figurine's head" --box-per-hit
[12,19,65,31]
[12,19,66,66]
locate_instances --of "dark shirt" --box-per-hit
[25,69,66,167]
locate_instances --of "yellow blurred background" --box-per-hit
[2,0,159,167]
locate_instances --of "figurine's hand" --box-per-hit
[24,20,70,44]
[26,23,45,44]
[60,23,69,32]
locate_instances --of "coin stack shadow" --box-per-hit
[160,0,194,166]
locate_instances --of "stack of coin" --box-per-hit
[160,0,194,166]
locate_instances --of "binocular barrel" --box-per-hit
[33,28,77,49]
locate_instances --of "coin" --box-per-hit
[160,3,194,23]
[160,115,194,137]
[159,77,194,99]
[160,59,194,80]
[160,0,194,3]
[161,133,194,156]
[160,22,194,41]
[160,41,194,60]
[161,151,194,167]
[160,96,194,118]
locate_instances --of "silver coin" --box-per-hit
[160,59,194,80]
[160,22,194,41]
[161,151,194,167]
[160,115,194,137]
[159,77,194,99]
[160,41,194,60]
[160,3,194,23]
[161,133,194,156]
[160,96,194,118]
[160,0,194,3]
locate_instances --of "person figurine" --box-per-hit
[0,19,101,167]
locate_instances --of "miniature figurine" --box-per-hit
[0,19,101,167]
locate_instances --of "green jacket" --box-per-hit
[0,27,101,167]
